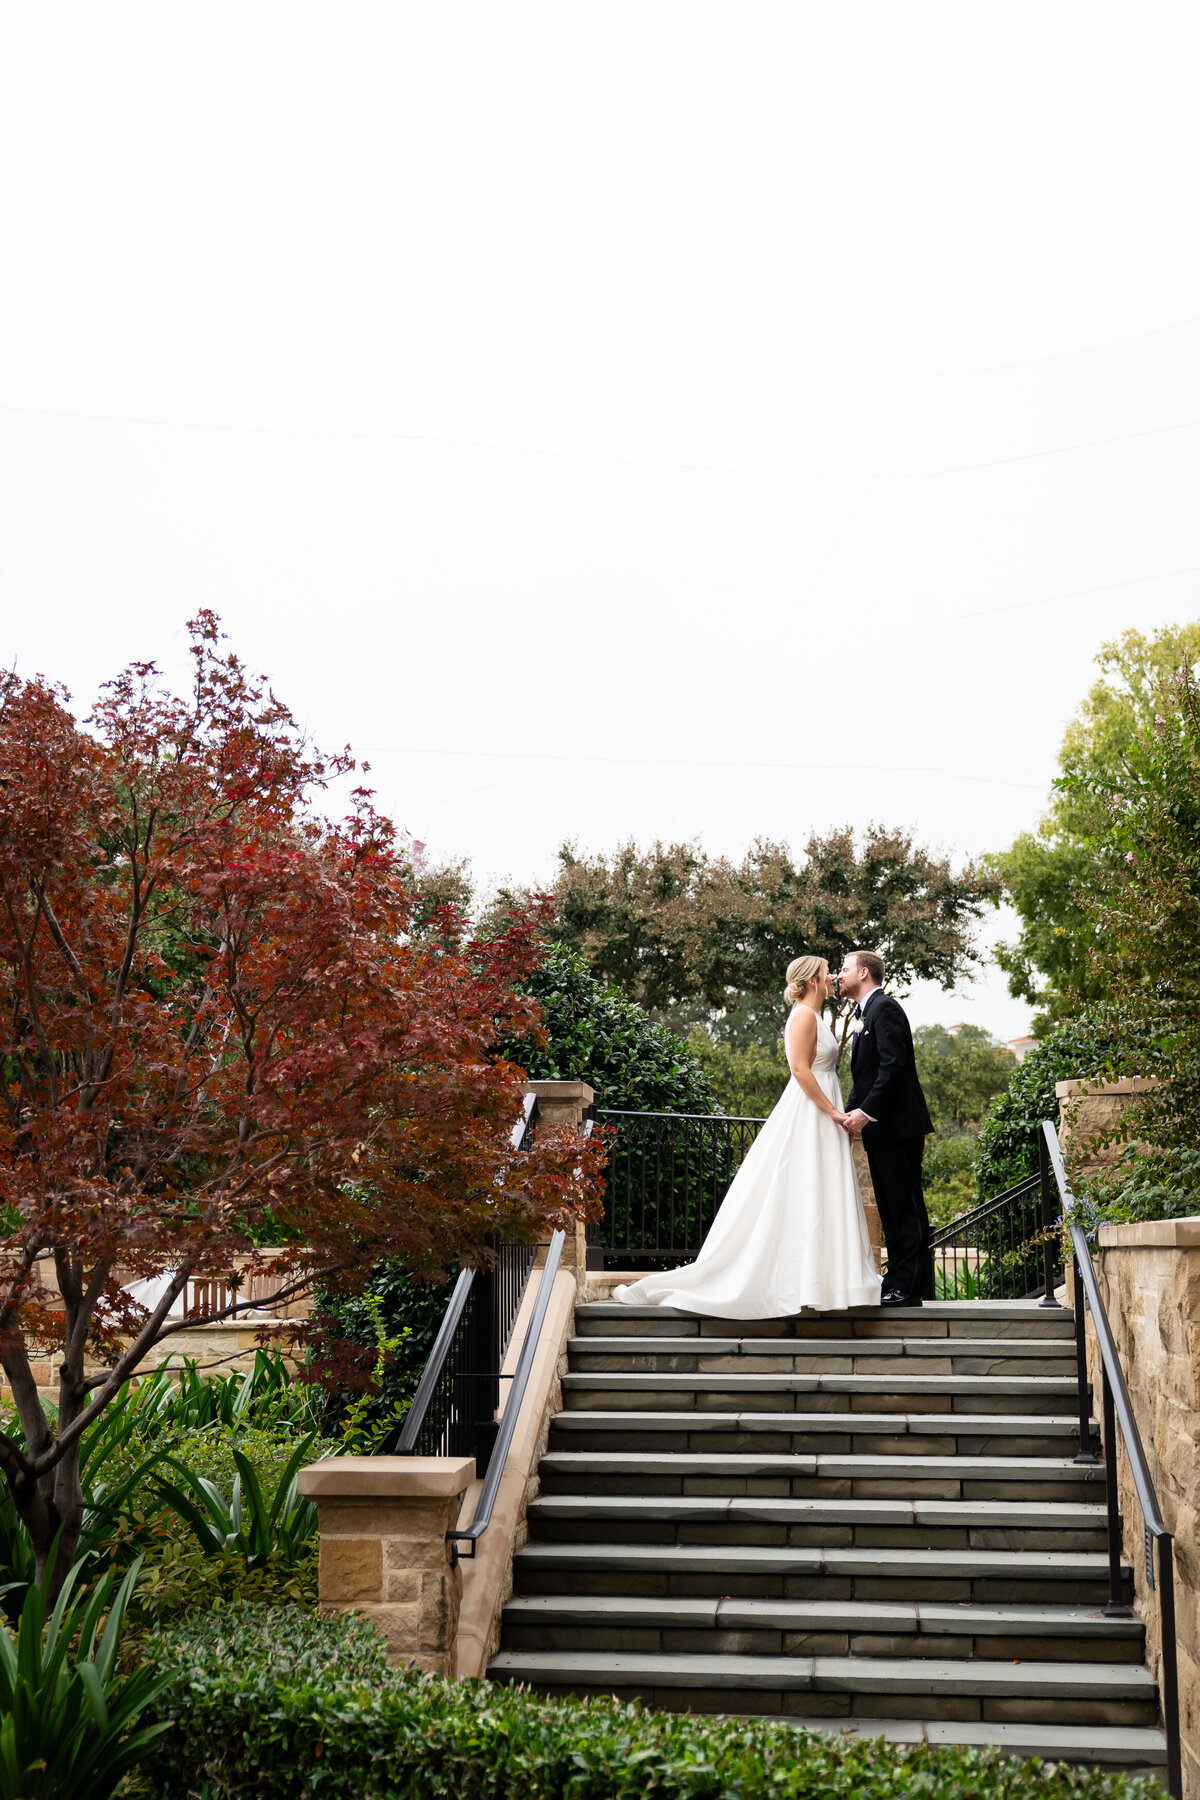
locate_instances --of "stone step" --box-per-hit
[551,1407,1095,1458]
[575,1302,1077,1342]
[501,1594,1146,1664]
[560,1372,1081,1416]
[486,1648,1157,1726]
[525,1492,1108,1552]
[513,1540,1132,1606]
[568,1335,1078,1377]
[537,1449,1107,1502]
[731,1716,1167,1773]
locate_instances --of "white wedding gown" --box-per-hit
[614,1007,882,1318]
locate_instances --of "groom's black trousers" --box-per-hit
[864,1134,934,1300]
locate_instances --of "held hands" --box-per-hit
[840,1108,871,1136]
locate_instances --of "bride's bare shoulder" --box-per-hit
[788,1004,817,1039]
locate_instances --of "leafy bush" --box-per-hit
[914,1023,1017,1132]
[685,1030,788,1118]
[1063,657,1200,1180]
[923,1131,980,1228]
[137,1603,1154,1800]
[139,1353,322,1435]
[0,1558,169,1800]
[974,1017,1123,1199]
[1070,1145,1200,1232]
[0,1378,330,1626]
[153,1432,318,1569]
[126,1542,317,1638]
[505,941,717,1113]
[307,1262,458,1440]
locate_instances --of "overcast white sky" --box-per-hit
[4,4,1199,1040]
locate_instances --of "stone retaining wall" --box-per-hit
[1077,1217,1200,1796]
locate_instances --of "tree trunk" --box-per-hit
[18,1443,83,1597]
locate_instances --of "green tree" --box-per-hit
[502,942,716,1113]
[511,830,995,1050]
[974,1017,1123,1198]
[1065,657,1200,1175]
[991,619,1200,1029]
[684,1033,790,1118]
[922,1134,981,1230]
[913,1025,1017,1134]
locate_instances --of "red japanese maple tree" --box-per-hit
[0,614,600,1583]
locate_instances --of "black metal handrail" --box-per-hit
[1043,1120,1182,1799]
[447,1225,566,1561]
[392,1094,541,1466]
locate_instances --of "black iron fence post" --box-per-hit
[1100,1364,1131,1619]
[467,1259,500,1478]
[1157,1536,1183,1798]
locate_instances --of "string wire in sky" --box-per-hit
[5,398,1200,484]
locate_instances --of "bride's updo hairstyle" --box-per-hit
[784,954,826,1005]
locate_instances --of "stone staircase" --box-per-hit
[488,1299,1168,1779]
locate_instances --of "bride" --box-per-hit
[614,955,882,1318]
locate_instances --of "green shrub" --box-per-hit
[974,1017,1124,1199]
[0,1558,169,1800]
[685,1030,788,1118]
[153,1431,318,1569]
[307,1261,459,1439]
[137,1603,1155,1800]
[923,1131,980,1229]
[1070,1145,1200,1232]
[124,1546,317,1641]
[504,941,717,1113]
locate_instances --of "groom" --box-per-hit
[837,950,934,1307]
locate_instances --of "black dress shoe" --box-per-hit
[880,1290,922,1307]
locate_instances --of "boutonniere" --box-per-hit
[850,1016,865,1037]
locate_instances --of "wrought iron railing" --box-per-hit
[597,1107,1072,1297]
[391,1094,541,1472]
[595,1109,766,1268]
[448,1224,565,1562]
[928,1164,1062,1300]
[1045,1120,1182,1799]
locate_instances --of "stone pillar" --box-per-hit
[296,1455,473,1673]
[528,1080,595,1289]
[850,1139,884,1273]
[1056,1076,1159,1178]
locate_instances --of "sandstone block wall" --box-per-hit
[1077,1219,1200,1795]
[297,1457,474,1675]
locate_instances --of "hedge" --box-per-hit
[502,941,717,1114]
[974,1016,1123,1199]
[136,1603,1156,1800]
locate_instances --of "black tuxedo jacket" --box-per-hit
[846,992,933,1148]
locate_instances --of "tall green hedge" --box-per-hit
[504,941,716,1113]
[974,1017,1123,1199]
[138,1603,1153,1800]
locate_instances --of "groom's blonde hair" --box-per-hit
[784,954,826,1005]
